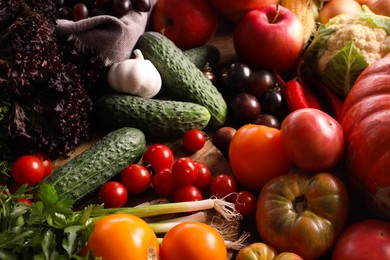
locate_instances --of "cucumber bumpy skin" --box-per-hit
[42,127,146,204]
[135,31,227,128]
[93,94,211,138]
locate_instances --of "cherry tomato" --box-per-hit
[210,174,238,201]
[174,185,203,202]
[172,157,198,187]
[83,214,159,260]
[231,190,257,216]
[12,155,45,186]
[152,168,176,198]
[120,164,151,194]
[142,144,174,171]
[16,198,32,206]
[98,181,128,208]
[160,221,227,260]
[192,161,212,191]
[33,152,53,178]
[182,129,206,152]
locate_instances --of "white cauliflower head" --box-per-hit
[304,6,390,97]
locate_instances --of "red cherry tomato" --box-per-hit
[152,168,177,198]
[16,198,32,206]
[174,185,203,202]
[232,190,257,216]
[210,174,238,201]
[172,157,198,187]
[182,129,206,152]
[34,152,53,178]
[142,144,174,171]
[193,161,212,191]
[12,155,45,186]
[120,164,151,194]
[98,181,128,208]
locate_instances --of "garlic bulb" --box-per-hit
[107,49,162,98]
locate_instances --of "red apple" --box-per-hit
[208,0,278,22]
[150,0,219,50]
[233,4,304,74]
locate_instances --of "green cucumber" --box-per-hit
[42,127,146,204]
[183,45,220,69]
[135,31,227,128]
[92,94,211,138]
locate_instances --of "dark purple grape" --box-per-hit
[212,126,236,156]
[53,0,65,8]
[110,0,132,17]
[80,0,95,6]
[230,92,261,123]
[96,0,110,8]
[131,0,151,12]
[252,114,280,129]
[72,3,89,21]
[259,89,283,117]
[219,62,251,91]
[90,6,109,16]
[57,6,73,20]
[247,69,276,99]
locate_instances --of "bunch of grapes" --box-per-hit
[54,0,151,21]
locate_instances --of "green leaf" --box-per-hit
[323,41,369,96]
[62,225,83,256]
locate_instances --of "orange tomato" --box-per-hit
[228,124,292,192]
[319,0,362,24]
[83,214,159,260]
[159,221,227,260]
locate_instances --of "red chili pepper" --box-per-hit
[304,75,344,123]
[285,79,310,112]
[298,76,322,110]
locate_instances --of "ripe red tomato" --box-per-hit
[280,108,345,172]
[332,219,390,260]
[193,161,212,190]
[152,168,177,198]
[231,190,257,216]
[182,129,206,152]
[98,181,128,208]
[142,144,174,171]
[160,221,227,260]
[256,172,349,260]
[83,214,159,260]
[172,157,198,187]
[33,152,52,178]
[120,164,151,194]
[173,185,203,202]
[12,155,45,186]
[210,174,238,201]
[16,198,32,206]
[229,124,292,191]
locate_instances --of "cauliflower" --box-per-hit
[304,6,390,97]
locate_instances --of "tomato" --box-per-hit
[16,198,32,206]
[182,129,206,152]
[280,108,345,172]
[34,152,52,178]
[12,155,45,186]
[142,144,174,171]
[120,164,151,194]
[332,219,390,260]
[235,242,277,260]
[231,190,257,216]
[84,214,159,260]
[98,181,128,208]
[192,161,212,190]
[152,168,177,198]
[159,221,227,260]
[172,157,198,187]
[319,0,362,24]
[256,172,349,260]
[229,124,292,192]
[210,174,238,201]
[173,185,202,202]
[274,252,304,260]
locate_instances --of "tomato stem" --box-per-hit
[293,195,308,213]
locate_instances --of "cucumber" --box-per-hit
[42,127,146,204]
[183,45,220,69]
[135,31,227,128]
[92,94,211,138]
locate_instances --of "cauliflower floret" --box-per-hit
[318,14,390,73]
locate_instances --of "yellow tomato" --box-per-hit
[83,214,159,260]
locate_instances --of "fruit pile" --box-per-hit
[1,0,390,259]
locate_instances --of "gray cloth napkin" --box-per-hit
[55,0,157,65]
